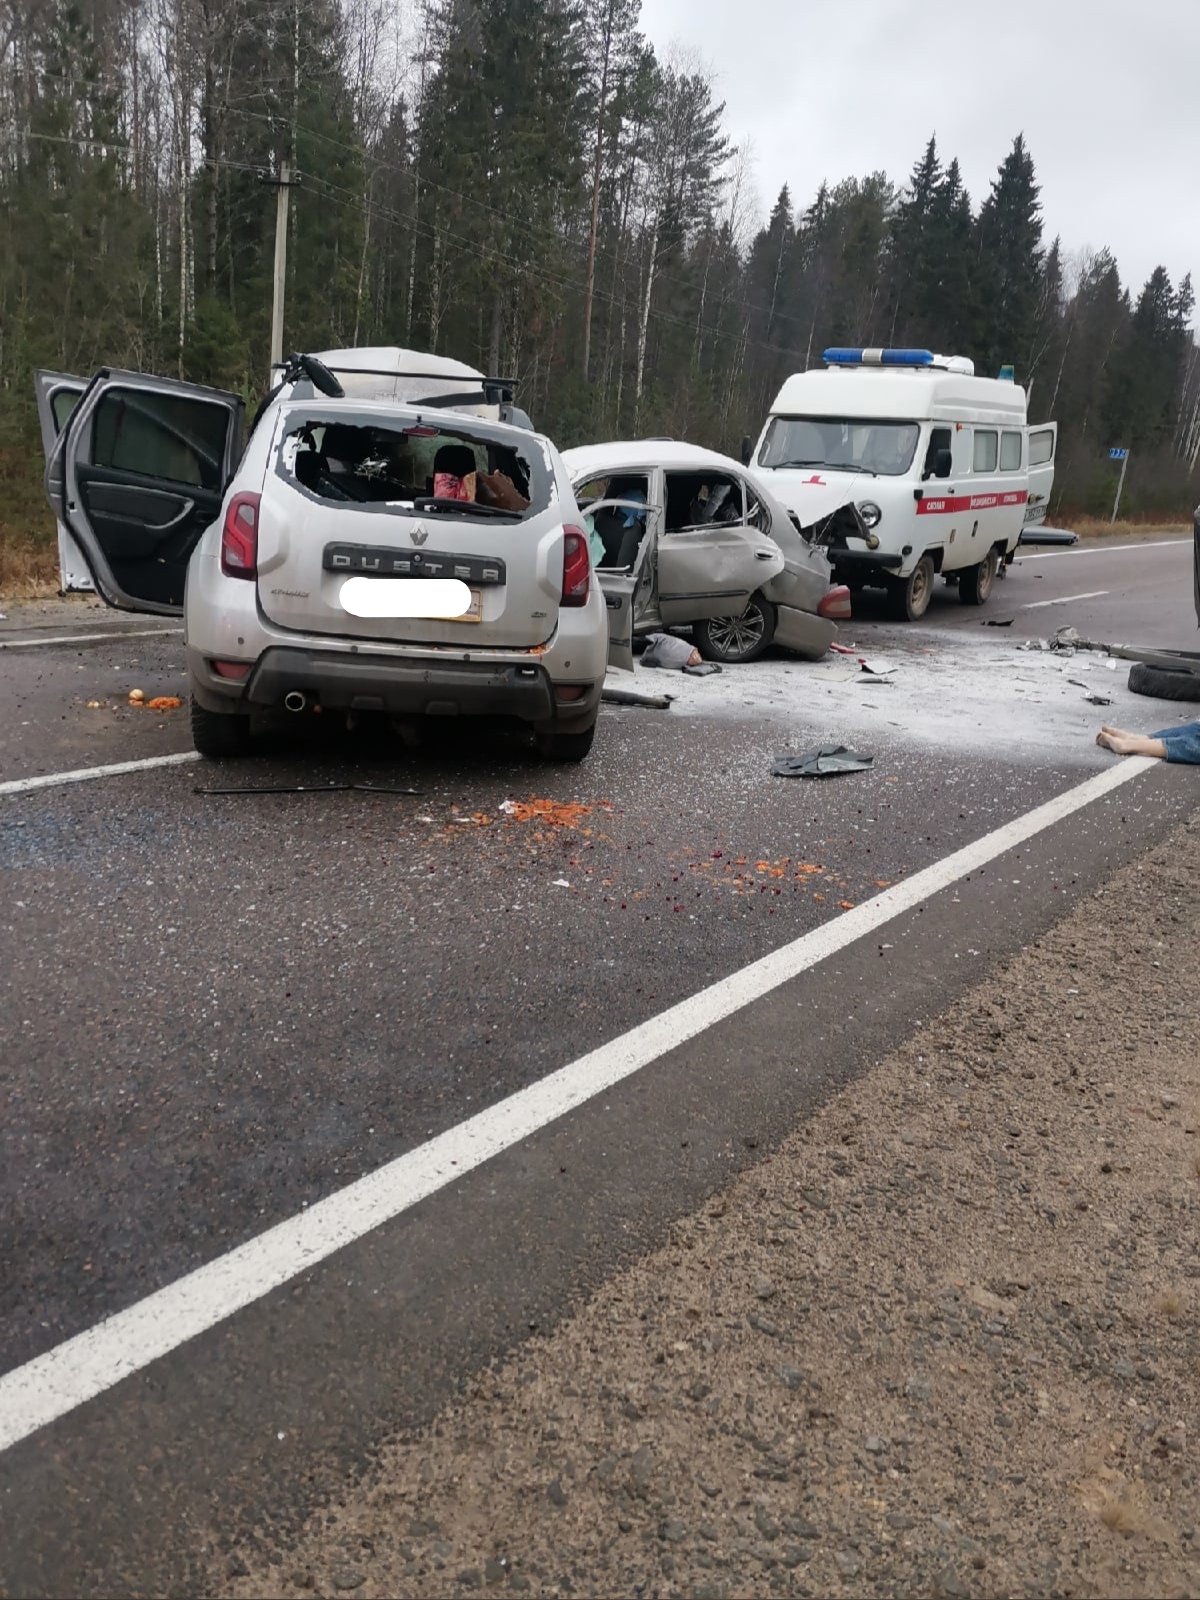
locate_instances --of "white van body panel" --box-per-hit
[751,359,1057,595]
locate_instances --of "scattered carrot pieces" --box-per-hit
[146,696,182,711]
[502,798,593,829]
[838,900,855,910]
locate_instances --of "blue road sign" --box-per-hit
[1109,447,1128,460]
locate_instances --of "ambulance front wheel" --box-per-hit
[958,547,1000,606]
[886,555,935,621]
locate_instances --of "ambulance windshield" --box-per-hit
[759,417,920,477]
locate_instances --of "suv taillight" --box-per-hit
[221,491,260,579]
[561,524,590,607]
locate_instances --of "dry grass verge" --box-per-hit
[1065,516,1190,542]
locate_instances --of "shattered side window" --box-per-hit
[280,417,548,520]
[664,473,745,532]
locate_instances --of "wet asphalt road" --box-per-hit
[0,537,1197,1594]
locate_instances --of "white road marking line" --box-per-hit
[1017,538,1188,561]
[0,627,183,650]
[1021,590,1110,610]
[0,752,199,797]
[0,753,1156,1454]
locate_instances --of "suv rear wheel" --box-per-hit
[535,722,596,763]
[190,698,252,758]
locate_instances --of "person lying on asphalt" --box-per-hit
[1096,721,1200,762]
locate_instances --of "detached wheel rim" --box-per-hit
[706,604,766,660]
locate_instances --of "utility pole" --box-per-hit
[265,160,300,379]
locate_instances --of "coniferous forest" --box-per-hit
[2,0,1197,578]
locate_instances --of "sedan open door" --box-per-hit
[38,368,245,614]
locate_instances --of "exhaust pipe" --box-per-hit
[283,690,308,713]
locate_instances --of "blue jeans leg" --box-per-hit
[1152,720,1200,763]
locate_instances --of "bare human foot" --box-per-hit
[1096,726,1167,758]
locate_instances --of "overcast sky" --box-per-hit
[638,0,1198,310]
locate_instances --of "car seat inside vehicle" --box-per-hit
[665,472,742,532]
[580,476,649,569]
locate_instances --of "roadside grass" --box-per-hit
[0,445,60,599]
[1154,1289,1184,1319]
[0,534,60,599]
[1064,515,1190,542]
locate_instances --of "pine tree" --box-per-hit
[972,133,1043,377]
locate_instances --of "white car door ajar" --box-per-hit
[579,484,661,673]
[33,370,91,592]
[1024,422,1057,527]
[40,369,245,615]
[657,470,784,624]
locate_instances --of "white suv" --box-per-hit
[34,350,610,762]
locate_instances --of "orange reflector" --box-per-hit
[212,661,252,681]
[555,684,587,703]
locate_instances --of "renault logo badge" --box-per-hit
[409,522,428,546]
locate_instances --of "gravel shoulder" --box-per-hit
[215,808,1196,1600]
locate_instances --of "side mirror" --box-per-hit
[740,435,753,467]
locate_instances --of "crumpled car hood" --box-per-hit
[751,467,875,527]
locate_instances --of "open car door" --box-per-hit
[1024,422,1057,529]
[657,473,784,625]
[42,369,244,614]
[33,370,91,591]
[585,498,660,674]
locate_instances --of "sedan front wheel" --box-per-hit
[693,594,777,664]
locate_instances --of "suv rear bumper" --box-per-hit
[195,644,600,726]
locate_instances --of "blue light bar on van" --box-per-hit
[823,348,935,367]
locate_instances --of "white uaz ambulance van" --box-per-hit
[746,348,1057,620]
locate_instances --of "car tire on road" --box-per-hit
[190,698,253,758]
[694,594,777,663]
[886,555,935,621]
[958,547,999,606]
[1127,660,1200,703]
[535,722,597,763]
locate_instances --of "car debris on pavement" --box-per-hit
[640,632,723,675]
[195,782,422,796]
[771,745,876,778]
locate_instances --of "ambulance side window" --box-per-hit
[972,429,998,472]
[1000,431,1023,471]
[922,427,953,480]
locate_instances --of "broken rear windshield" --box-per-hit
[278,412,550,521]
